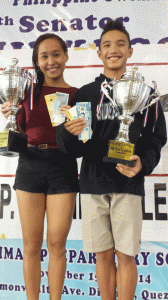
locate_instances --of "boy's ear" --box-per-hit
[128,47,133,58]
[97,49,101,59]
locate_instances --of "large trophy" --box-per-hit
[0,58,32,156]
[98,66,160,166]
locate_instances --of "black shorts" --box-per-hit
[13,147,79,195]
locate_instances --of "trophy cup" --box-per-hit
[99,66,160,166]
[0,58,32,156]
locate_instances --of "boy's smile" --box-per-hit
[97,30,133,80]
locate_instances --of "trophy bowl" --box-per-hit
[113,73,151,117]
[112,66,152,144]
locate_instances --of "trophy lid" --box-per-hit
[1,58,21,76]
[119,66,144,83]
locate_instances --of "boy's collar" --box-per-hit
[101,73,125,82]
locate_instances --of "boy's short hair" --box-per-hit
[99,19,131,49]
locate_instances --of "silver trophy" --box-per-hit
[100,66,160,166]
[0,58,32,156]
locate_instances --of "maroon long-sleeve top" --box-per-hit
[17,86,77,146]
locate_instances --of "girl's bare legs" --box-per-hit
[16,190,46,300]
[46,193,76,300]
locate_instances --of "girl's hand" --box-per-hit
[59,105,71,116]
[1,101,22,119]
[116,155,143,178]
[64,118,86,136]
[1,102,13,118]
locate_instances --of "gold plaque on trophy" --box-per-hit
[0,131,9,148]
[104,140,135,166]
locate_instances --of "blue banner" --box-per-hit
[0,240,168,299]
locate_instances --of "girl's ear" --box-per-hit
[65,52,69,63]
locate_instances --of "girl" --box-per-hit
[1,33,79,300]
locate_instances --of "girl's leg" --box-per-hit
[46,193,76,300]
[16,190,46,300]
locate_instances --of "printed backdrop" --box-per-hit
[0,0,168,299]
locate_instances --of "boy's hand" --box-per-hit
[116,155,143,178]
[64,118,86,136]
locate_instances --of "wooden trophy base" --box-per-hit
[103,140,136,167]
[0,130,27,157]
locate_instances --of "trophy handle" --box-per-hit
[140,90,160,113]
[0,93,6,104]
[101,80,118,108]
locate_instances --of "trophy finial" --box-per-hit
[132,65,138,78]
[12,58,18,67]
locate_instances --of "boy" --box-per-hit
[57,20,167,300]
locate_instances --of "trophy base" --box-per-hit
[103,155,136,167]
[0,130,27,157]
[103,140,136,167]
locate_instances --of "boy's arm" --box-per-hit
[116,102,167,178]
[56,119,87,158]
[136,102,167,176]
